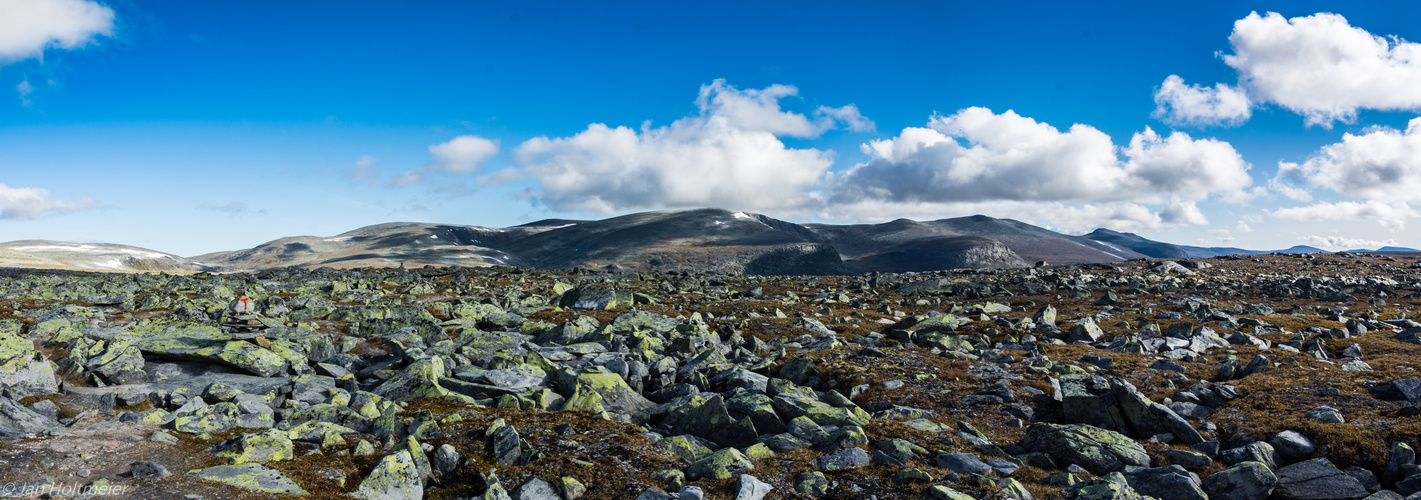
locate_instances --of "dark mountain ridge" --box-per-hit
[5,208,1219,275]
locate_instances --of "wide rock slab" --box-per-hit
[1021,423,1149,475]
[188,463,309,496]
[137,336,289,378]
[1273,458,1369,500]
[0,397,62,438]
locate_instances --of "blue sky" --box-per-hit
[3,1,1421,256]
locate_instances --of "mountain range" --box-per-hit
[1,208,1414,274]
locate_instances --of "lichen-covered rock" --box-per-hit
[84,338,144,383]
[286,420,357,442]
[1202,461,1277,500]
[351,450,422,500]
[687,448,753,480]
[0,327,58,397]
[173,401,240,434]
[657,435,714,463]
[556,369,654,421]
[1021,423,1150,475]
[137,337,289,377]
[1066,472,1146,500]
[373,357,474,403]
[188,463,309,496]
[288,404,372,433]
[794,471,828,497]
[214,429,294,464]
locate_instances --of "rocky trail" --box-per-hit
[2,252,1421,499]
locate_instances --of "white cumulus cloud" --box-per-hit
[826,107,1251,227]
[1303,235,1398,251]
[1270,200,1418,231]
[1275,118,1421,202]
[391,135,499,187]
[428,135,499,174]
[0,182,96,220]
[510,80,866,214]
[1223,11,1421,127]
[1152,75,1251,127]
[0,0,114,63]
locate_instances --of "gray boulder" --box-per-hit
[432,444,459,475]
[733,474,773,500]
[511,478,560,500]
[559,284,618,310]
[0,397,61,438]
[1202,461,1277,500]
[1271,430,1316,461]
[1383,442,1419,488]
[814,447,870,471]
[1273,458,1369,500]
[1059,375,1202,444]
[1220,441,1282,471]
[131,461,171,480]
[1122,464,1206,500]
[936,453,992,475]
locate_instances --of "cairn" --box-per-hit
[221,293,271,347]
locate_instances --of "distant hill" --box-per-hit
[1178,244,1327,258]
[0,241,215,272]
[190,222,539,270]
[495,209,848,275]
[1347,246,1421,253]
[1081,229,1189,259]
[808,215,1145,267]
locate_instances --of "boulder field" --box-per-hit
[0,252,1420,499]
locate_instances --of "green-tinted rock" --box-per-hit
[928,485,976,500]
[779,356,819,385]
[557,370,654,419]
[354,439,375,456]
[351,450,422,500]
[214,429,294,464]
[0,326,58,397]
[1021,423,1150,475]
[744,442,774,461]
[686,447,753,480]
[188,463,309,496]
[794,471,828,497]
[286,421,357,442]
[657,435,713,463]
[895,468,934,483]
[1068,472,1146,500]
[174,402,241,434]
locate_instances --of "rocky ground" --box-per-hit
[1,253,1421,499]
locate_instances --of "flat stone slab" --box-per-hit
[189,463,308,496]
